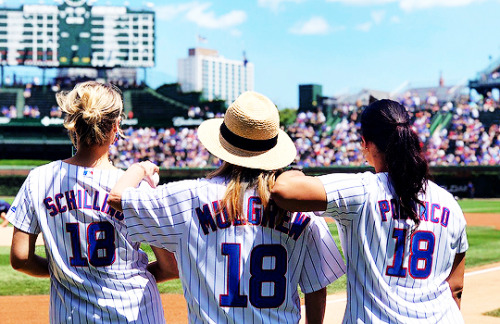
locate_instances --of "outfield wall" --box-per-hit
[0,166,498,198]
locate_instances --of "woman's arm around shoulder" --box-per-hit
[108,161,159,212]
[271,170,327,212]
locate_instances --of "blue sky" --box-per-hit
[8,0,500,108]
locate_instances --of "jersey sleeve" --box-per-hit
[298,215,346,293]
[456,226,468,253]
[318,173,367,222]
[121,179,197,249]
[6,173,40,234]
[455,207,469,254]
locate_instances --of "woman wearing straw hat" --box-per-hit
[108,91,346,324]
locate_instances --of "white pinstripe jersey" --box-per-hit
[319,171,468,324]
[120,176,346,324]
[7,161,165,324]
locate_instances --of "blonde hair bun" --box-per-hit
[57,81,123,148]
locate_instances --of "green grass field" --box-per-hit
[484,308,500,318]
[0,198,498,296]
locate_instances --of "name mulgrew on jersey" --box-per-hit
[43,189,124,220]
[378,199,450,227]
[195,196,311,240]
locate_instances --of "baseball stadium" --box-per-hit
[0,0,499,323]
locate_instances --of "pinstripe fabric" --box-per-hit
[121,176,346,324]
[7,161,165,324]
[319,171,468,324]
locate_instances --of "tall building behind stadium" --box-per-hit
[177,48,254,104]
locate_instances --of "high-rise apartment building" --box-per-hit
[178,48,254,103]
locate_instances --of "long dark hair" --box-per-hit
[360,99,429,225]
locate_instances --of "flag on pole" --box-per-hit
[197,34,208,44]
[243,51,248,67]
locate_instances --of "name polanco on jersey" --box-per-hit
[378,198,450,227]
[195,196,311,241]
[43,189,124,220]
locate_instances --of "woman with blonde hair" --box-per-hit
[7,81,177,323]
[108,91,346,324]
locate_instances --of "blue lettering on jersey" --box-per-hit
[43,197,58,217]
[378,199,449,227]
[196,204,218,234]
[195,196,311,240]
[65,190,77,211]
[288,213,311,240]
[430,204,440,223]
[441,207,450,227]
[43,190,122,221]
[248,197,262,225]
[378,200,390,221]
[213,200,231,229]
[419,201,429,221]
[55,193,67,214]
[275,213,291,234]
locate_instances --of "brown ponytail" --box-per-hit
[361,99,429,225]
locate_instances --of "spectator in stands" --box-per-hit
[23,105,30,118]
[107,93,500,168]
[50,105,62,118]
[9,105,16,118]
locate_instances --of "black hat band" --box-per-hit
[220,122,278,152]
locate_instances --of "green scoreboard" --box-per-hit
[0,0,155,68]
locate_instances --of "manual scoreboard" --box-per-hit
[0,0,155,68]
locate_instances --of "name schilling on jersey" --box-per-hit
[43,189,123,220]
[195,196,311,241]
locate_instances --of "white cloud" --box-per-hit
[390,15,401,23]
[155,3,198,21]
[156,2,247,29]
[399,0,479,11]
[258,0,305,11]
[230,29,242,37]
[355,10,384,32]
[326,0,395,5]
[289,16,334,35]
[371,10,385,24]
[356,21,372,32]
[326,0,482,11]
[185,3,246,29]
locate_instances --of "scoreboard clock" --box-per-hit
[64,0,88,6]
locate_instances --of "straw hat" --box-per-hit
[198,91,297,170]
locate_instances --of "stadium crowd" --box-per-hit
[108,93,500,168]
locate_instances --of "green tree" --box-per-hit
[279,108,297,128]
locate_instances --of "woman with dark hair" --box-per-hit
[107,91,346,324]
[272,99,468,323]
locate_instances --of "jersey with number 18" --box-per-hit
[7,161,165,324]
[319,171,468,324]
[120,176,346,324]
